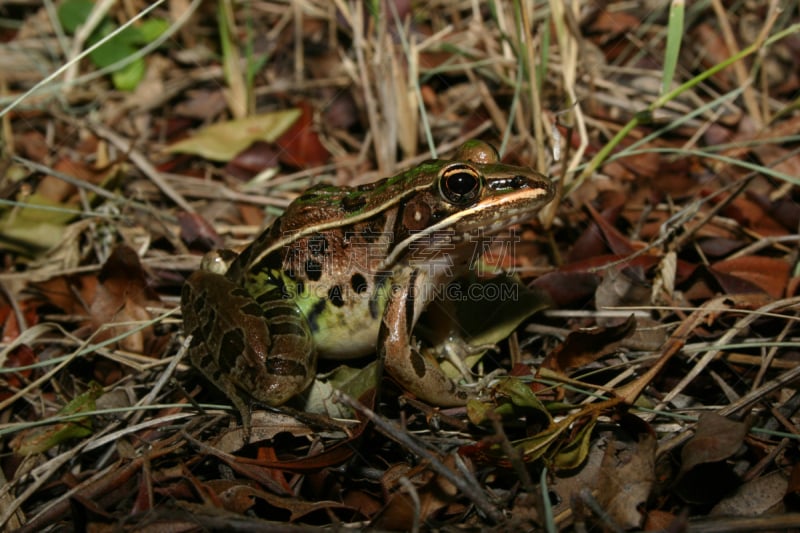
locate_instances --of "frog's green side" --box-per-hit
[181,140,554,431]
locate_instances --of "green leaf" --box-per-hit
[57,0,95,33]
[88,23,141,69]
[430,274,551,348]
[551,413,597,469]
[14,382,104,455]
[111,57,146,91]
[137,18,170,43]
[167,108,302,162]
[496,377,551,414]
[662,0,685,95]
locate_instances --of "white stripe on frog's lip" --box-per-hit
[378,183,552,270]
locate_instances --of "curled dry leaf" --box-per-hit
[595,432,656,530]
[89,246,161,354]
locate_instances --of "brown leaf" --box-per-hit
[532,270,600,308]
[373,457,463,530]
[40,158,115,204]
[224,140,280,180]
[690,24,736,91]
[698,237,745,258]
[569,203,638,262]
[748,191,800,232]
[173,89,228,120]
[89,246,160,353]
[710,256,790,298]
[31,275,96,317]
[1,299,39,342]
[541,315,637,374]
[595,431,656,529]
[205,480,354,521]
[276,101,330,169]
[178,211,225,252]
[680,412,749,475]
[1,345,37,396]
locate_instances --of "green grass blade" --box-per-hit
[662,0,685,95]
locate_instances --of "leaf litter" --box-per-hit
[1,1,800,531]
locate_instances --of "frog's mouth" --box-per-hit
[381,179,553,268]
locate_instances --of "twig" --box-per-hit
[334,391,506,524]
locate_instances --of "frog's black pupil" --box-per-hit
[448,172,478,196]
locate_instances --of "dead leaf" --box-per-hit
[710,256,790,298]
[681,413,749,476]
[224,140,281,179]
[531,270,600,308]
[541,315,636,374]
[711,470,788,516]
[1,345,37,397]
[89,246,160,353]
[178,211,225,252]
[167,108,302,162]
[373,457,464,530]
[275,101,331,169]
[595,431,656,530]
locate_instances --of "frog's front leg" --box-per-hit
[378,270,475,406]
[181,270,316,430]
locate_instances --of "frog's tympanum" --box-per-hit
[182,140,554,430]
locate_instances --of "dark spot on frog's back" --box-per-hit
[239,302,263,317]
[306,299,327,332]
[351,273,367,294]
[197,353,214,371]
[305,259,323,281]
[201,308,217,336]
[328,285,345,307]
[410,350,426,378]
[190,290,206,315]
[297,189,321,203]
[220,328,246,369]
[189,332,205,349]
[341,193,367,212]
[231,287,251,300]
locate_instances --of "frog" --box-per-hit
[181,140,554,432]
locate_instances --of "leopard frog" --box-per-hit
[181,140,553,430]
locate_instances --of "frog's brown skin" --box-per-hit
[181,140,554,432]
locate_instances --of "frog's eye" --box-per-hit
[439,164,482,205]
